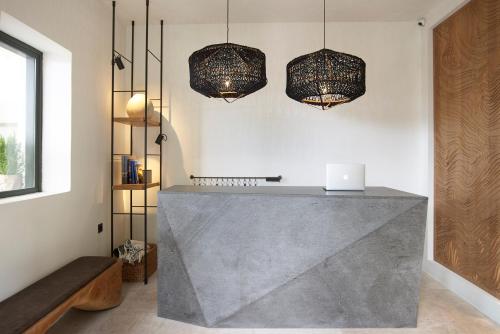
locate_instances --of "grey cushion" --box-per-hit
[0,256,117,334]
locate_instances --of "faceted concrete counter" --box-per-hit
[157,186,428,328]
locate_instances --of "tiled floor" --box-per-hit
[49,273,499,334]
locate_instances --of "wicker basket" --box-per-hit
[122,243,157,282]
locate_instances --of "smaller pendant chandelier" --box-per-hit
[189,0,267,103]
[286,0,366,110]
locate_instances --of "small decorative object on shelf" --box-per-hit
[143,169,152,183]
[136,162,143,183]
[126,93,159,121]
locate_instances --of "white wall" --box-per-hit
[0,0,124,300]
[129,21,425,194]
[121,21,424,245]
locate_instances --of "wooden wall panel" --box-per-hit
[434,0,500,298]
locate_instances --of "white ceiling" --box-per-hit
[106,0,440,24]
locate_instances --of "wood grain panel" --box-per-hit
[434,0,500,298]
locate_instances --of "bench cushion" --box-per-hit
[0,256,117,334]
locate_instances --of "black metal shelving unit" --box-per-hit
[110,0,163,284]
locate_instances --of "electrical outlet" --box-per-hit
[98,223,103,234]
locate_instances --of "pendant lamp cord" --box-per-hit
[323,0,326,49]
[226,0,229,43]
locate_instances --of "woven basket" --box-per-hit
[122,243,157,282]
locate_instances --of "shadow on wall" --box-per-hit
[163,88,193,187]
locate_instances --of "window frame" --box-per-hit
[0,31,42,198]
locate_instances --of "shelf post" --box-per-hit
[160,20,163,190]
[144,0,149,285]
[110,0,116,257]
[130,20,135,240]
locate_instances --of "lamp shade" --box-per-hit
[286,48,366,110]
[188,43,267,102]
[126,93,157,120]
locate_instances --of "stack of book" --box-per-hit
[121,156,143,184]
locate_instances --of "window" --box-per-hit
[0,31,42,198]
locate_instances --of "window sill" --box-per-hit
[0,190,68,205]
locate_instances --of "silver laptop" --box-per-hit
[325,163,365,191]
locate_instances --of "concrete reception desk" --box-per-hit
[157,186,427,328]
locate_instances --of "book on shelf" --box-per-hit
[120,156,143,185]
[121,156,129,184]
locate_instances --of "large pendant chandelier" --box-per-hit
[286,0,366,110]
[188,0,267,103]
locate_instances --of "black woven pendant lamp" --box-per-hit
[189,0,267,103]
[286,0,366,110]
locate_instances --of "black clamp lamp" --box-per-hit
[155,133,167,145]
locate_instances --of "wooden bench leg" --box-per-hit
[74,260,123,311]
[25,261,122,334]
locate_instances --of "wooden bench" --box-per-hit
[0,257,122,334]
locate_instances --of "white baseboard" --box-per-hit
[423,259,500,325]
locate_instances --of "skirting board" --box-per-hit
[423,259,500,325]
